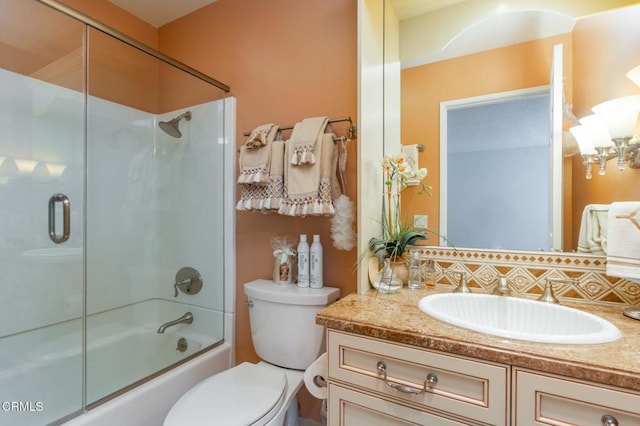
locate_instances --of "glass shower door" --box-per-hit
[85,27,227,405]
[0,1,85,424]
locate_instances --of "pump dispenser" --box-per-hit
[297,234,310,287]
[310,234,323,288]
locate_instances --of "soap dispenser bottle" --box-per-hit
[310,234,323,288]
[297,234,310,288]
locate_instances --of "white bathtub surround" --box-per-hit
[0,299,227,426]
[63,343,232,426]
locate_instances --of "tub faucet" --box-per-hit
[157,312,193,334]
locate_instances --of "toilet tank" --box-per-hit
[244,279,340,370]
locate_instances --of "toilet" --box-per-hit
[164,279,340,426]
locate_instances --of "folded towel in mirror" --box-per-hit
[577,204,609,254]
[606,202,640,281]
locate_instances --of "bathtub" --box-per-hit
[63,341,232,426]
[0,299,231,426]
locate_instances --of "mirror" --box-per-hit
[384,0,640,253]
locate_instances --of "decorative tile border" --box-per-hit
[413,246,640,306]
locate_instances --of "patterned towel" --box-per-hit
[289,117,328,166]
[280,130,336,217]
[237,124,278,184]
[237,138,285,212]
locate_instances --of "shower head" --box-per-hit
[158,111,192,138]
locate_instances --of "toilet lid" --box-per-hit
[164,362,287,426]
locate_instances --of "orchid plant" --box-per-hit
[369,153,431,263]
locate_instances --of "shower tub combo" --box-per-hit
[0,1,235,425]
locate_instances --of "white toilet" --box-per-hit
[164,279,340,426]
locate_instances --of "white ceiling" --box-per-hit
[390,0,469,20]
[109,0,456,27]
[107,0,217,27]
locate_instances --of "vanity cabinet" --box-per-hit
[328,383,470,425]
[514,368,640,425]
[326,330,640,426]
[326,330,510,425]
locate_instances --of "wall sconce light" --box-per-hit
[571,66,640,180]
[591,94,640,171]
[569,124,596,179]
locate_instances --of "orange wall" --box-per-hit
[570,5,640,248]
[401,34,572,245]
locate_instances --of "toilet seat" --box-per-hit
[164,362,287,426]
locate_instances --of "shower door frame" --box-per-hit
[37,1,230,94]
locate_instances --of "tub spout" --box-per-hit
[157,312,193,334]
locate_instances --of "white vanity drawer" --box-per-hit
[327,330,509,425]
[514,368,640,425]
[328,382,469,425]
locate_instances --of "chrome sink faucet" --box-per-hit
[492,275,512,296]
[157,312,193,334]
[445,269,471,293]
[538,277,578,304]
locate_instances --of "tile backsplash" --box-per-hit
[415,247,640,306]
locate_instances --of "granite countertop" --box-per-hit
[316,288,640,391]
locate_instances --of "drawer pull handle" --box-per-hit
[601,415,618,426]
[376,361,438,395]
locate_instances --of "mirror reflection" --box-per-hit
[386,0,640,253]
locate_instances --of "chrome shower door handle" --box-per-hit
[48,193,70,244]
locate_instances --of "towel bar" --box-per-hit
[238,116,356,152]
[241,116,356,137]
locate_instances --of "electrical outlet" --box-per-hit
[413,214,428,229]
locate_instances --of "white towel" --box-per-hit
[577,204,609,254]
[606,202,640,281]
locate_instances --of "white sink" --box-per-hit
[418,293,621,344]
